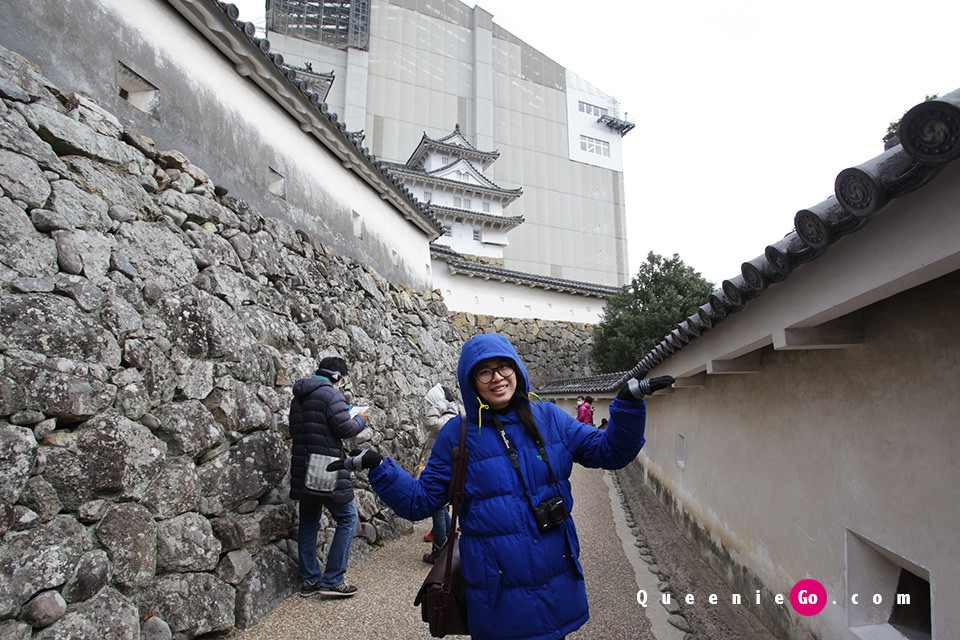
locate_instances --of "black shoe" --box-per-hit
[422,543,441,564]
[300,581,321,598]
[317,583,358,597]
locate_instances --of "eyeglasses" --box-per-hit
[474,361,516,384]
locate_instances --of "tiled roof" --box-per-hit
[431,245,621,298]
[171,0,444,237]
[537,372,625,395]
[385,161,523,199]
[404,124,500,170]
[542,89,960,395]
[430,204,524,229]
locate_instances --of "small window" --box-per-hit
[268,167,285,198]
[463,198,471,210]
[580,135,610,157]
[352,211,363,239]
[676,434,686,469]
[847,531,931,640]
[482,202,490,212]
[472,229,481,241]
[578,100,608,118]
[453,196,462,207]
[118,62,160,118]
[423,190,432,202]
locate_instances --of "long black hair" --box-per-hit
[509,368,545,444]
[470,359,544,443]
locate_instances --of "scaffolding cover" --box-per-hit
[266,0,370,50]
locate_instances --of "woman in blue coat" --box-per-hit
[365,334,673,640]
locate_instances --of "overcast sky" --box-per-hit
[231,0,958,285]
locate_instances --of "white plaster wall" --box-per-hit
[433,261,605,323]
[101,1,434,288]
[633,160,960,640]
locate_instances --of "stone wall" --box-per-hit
[451,312,595,389]
[0,45,461,639]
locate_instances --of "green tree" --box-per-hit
[591,252,714,373]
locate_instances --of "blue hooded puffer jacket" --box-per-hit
[369,334,647,640]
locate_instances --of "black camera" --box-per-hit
[533,496,569,531]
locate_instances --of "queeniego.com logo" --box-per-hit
[636,578,913,617]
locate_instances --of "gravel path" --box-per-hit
[224,462,779,639]
[224,466,655,639]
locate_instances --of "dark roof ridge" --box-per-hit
[184,0,444,235]
[614,88,960,383]
[431,245,620,298]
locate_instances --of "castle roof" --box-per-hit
[431,245,619,299]
[404,124,500,171]
[386,159,523,203]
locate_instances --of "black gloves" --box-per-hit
[326,449,383,471]
[616,370,675,401]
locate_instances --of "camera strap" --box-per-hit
[490,414,562,511]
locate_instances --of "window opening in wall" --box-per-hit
[482,202,490,212]
[392,250,399,266]
[580,135,610,157]
[454,196,462,208]
[117,62,160,118]
[847,531,931,640]
[472,229,481,241]
[676,434,685,469]
[423,190,432,202]
[352,210,363,239]
[888,569,931,639]
[463,198,471,210]
[267,167,286,198]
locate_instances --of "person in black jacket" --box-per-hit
[289,356,368,598]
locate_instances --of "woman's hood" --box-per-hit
[456,334,530,417]
[424,383,447,407]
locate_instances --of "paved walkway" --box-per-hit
[226,466,681,640]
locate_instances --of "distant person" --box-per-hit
[289,356,368,598]
[420,383,459,563]
[331,333,675,639]
[576,395,594,426]
[599,418,608,430]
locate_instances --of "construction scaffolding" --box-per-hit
[266,0,370,50]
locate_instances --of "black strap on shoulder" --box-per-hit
[490,414,562,511]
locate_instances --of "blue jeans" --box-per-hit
[431,506,451,548]
[298,499,357,586]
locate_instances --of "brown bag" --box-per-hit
[414,417,469,637]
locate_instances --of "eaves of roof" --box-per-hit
[431,245,620,298]
[386,163,523,200]
[406,130,500,170]
[430,205,524,228]
[166,0,443,238]
[542,89,960,396]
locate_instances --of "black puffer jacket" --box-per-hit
[289,376,367,503]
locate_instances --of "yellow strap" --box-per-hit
[477,398,489,434]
